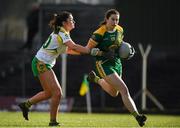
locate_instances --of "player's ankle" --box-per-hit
[131,111,139,118]
[24,100,32,108]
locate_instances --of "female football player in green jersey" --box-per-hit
[86,9,147,127]
[18,11,99,126]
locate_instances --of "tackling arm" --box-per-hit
[65,40,90,55]
[65,39,102,56]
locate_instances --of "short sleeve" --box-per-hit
[91,33,103,44]
[60,32,71,43]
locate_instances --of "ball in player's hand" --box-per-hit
[119,41,135,60]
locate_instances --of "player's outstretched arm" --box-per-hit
[65,40,101,56]
[65,40,90,54]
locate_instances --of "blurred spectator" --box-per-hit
[20,3,39,50]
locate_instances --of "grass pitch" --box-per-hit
[0,112,180,128]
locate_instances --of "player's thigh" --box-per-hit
[101,79,119,97]
[104,72,128,93]
[38,69,62,95]
[108,87,119,97]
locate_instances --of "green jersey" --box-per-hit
[91,25,124,61]
[90,25,124,77]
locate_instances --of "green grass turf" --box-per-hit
[0,112,180,128]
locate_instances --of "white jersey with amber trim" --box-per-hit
[36,28,71,67]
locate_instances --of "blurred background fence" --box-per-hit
[0,0,180,113]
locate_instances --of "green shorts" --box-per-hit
[31,57,52,77]
[95,58,122,78]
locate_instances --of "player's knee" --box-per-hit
[44,92,51,99]
[110,91,119,97]
[119,86,129,96]
[53,89,62,99]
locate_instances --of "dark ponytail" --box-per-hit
[49,13,59,33]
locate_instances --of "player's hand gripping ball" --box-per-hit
[119,41,135,60]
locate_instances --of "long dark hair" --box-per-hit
[49,11,72,34]
[99,9,120,26]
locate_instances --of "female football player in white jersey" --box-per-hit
[18,11,100,126]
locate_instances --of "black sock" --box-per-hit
[25,100,32,108]
[131,111,139,118]
[50,119,57,123]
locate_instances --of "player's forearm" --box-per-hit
[66,40,90,54]
[66,49,81,55]
[71,44,90,54]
